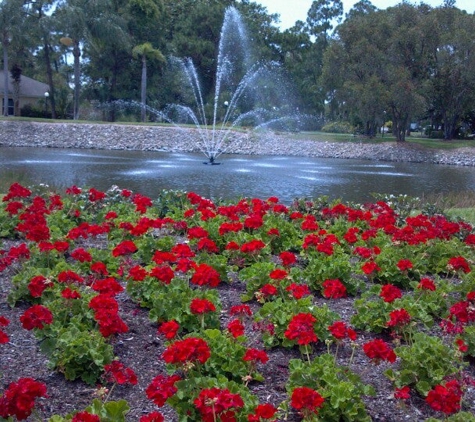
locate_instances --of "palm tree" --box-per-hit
[55,0,128,120]
[0,0,25,116]
[132,42,164,122]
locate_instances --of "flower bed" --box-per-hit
[1,183,475,421]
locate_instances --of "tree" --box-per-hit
[55,0,128,119]
[306,0,343,46]
[425,7,475,139]
[132,42,165,122]
[0,0,26,116]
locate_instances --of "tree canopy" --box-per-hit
[0,0,474,139]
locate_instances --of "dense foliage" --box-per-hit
[1,183,475,420]
[1,0,474,138]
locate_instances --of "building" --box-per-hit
[0,71,50,116]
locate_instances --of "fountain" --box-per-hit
[126,6,309,164]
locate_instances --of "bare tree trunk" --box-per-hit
[141,55,147,123]
[73,41,81,120]
[3,34,9,117]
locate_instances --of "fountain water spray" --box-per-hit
[114,7,314,163]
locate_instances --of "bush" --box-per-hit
[321,121,354,134]
[21,103,49,118]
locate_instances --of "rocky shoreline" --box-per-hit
[1,120,475,166]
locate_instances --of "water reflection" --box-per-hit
[1,147,475,204]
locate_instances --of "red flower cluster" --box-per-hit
[190,298,216,314]
[247,403,278,421]
[157,320,180,339]
[380,284,402,303]
[394,386,411,400]
[227,318,245,338]
[88,294,128,337]
[191,263,221,287]
[417,277,436,291]
[387,308,411,328]
[290,386,325,418]
[243,348,269,364]
[145,374,181,406]
[58,269,84,284]
[322,279,347,299]
[240,239,266,254]
[194,387,244,422]
[286,283,311,300]
[362,339,397,364]
[0,315,10,344]
[447,255,471,273]
[20,304,53,330]
[279,251,297,266]
[229,304,252,318]
[88,188,106,202]
[112,240,138,257]
[150,265,175,284]
[284,313,318,346]
[72,411,100,421]
[139,411,164,422]
[162,337,211,366]
[103,360,138,386]
[328,321,357,341]
[71,247,93,263]
[361,260,381,275]
[0,377,47,420]
[28,275,53,298]
[426,380,462,415]
[396,259,413,272]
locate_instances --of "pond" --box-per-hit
[1,147,475,204]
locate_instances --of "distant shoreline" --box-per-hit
[1,120,475,166]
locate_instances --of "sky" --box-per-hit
[256,0,475,30]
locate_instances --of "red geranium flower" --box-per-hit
[290,386,324,418]
[191,264,221,287]
[157,320,180,340]
[328,321,357,341]
[72,411,100,422]
[387,308,411,328]
[417,277,436,291]
[247,403,278,421]
[243,348,269,364]
[71,247,93,262]
[150,265,175,285]
[88,188,106,202]
[162,337,211,366]
[28,275,52,298]
[112,240,138,257]
[322,279,347,299]
[229,304,252,318]
[362,260,381,275]
[426,380,462,415]
[145,374,181,407]
[190,298,216,314]
[447,255,471,273]
[194,387,244,422]
[380,284,402,303]
[0,377,47,420]
[363,339,396,363]
[128,265,148,281]
[279,251,297,267]
[240,239,266,254]
[103,361,137,386]
[61,287,81,300]
[286,283,311,300]
[227,318,245,338]
[396,259,413,272]
[139,412,164,422]
[394,386,411,400]
[20,305,53,330]
[284,313,318,346]
[269,268,288,280]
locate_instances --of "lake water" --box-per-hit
[1,147,475,204]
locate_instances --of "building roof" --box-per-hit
[0,71,50,98]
